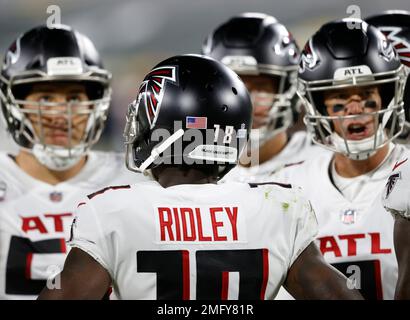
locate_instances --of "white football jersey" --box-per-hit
[221,131,326,183]
[270,144,410,300]
[69,180,318,300]
[382,156,410,219]
[0,151,150,300]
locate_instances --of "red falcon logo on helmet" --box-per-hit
[299,39,320,72]
[3,38,21,69]
[136,66,178,127]
[380,27,410,67]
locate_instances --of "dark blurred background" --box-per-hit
[0,0,409,153]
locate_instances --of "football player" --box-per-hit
[202,13,325,183]
[0,25,148,299]
[382,74,410,299]
[366,10,410,143]
[269,19,408,299]
[38,55,362,300]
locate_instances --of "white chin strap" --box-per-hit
[249,128,265,150]
[331,128,386,161]
[32,144,86,171]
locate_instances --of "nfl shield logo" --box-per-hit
[0,181,6,201]
[340,209,357,225]
[49,191,63,202]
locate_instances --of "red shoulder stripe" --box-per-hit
[393,158,408,171]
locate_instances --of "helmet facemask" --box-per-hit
[203,13,301,154]
[228,63,298,151]
[0,72,111,170]
[123,98,160,173]
[299,66,406,160]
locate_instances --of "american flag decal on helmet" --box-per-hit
[136,66,178,127]
[380,27,410,67]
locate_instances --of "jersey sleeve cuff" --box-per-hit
[69,241,114,279]
[289,237,315,267]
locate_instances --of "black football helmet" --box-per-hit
[202,13,300,146]
[123,54,252,177]
[298,19,406,160]
[0,24,111,170]
[366,10,410,69]
[366,10,410,142]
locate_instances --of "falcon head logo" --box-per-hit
[384,172,401,200]
[3,38,21,70]
[380,27,410,67]
[136,66,178,128]
[299,39,320,73]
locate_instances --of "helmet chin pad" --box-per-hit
[32,143,86,171]
[330,129,385,160]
